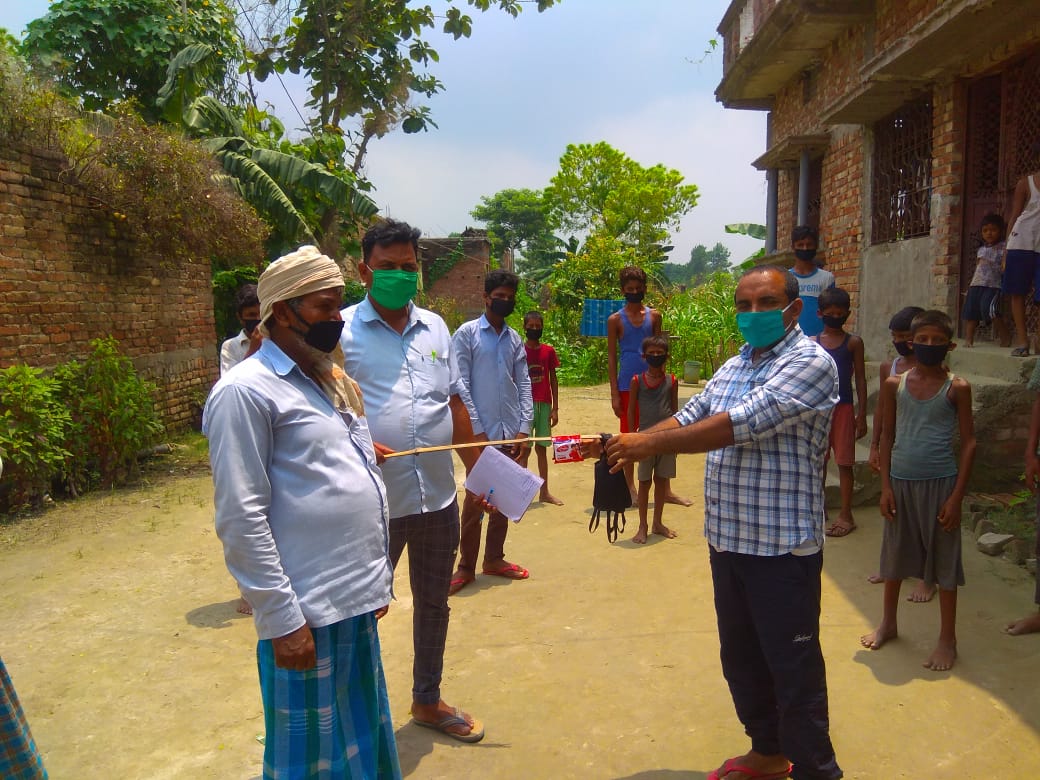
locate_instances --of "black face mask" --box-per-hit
[489,298,516,318]
[893,340,913,357]
[289,308,344,353]
[821,314,849,329]
[912,343,948,367]
[645,354,667,368]
[525,328,543,342]
[794,248,817,263]
[243,318,261,336]
[624,291,645,304]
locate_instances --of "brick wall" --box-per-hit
[874,0,941,54]
[820,126,866,317]
[0,144,219,430]
[929,81,967,313]
[420,236,490,321]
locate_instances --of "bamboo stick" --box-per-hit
[382,434,603,459]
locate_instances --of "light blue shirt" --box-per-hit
[202,339,393,640]
[340,298,464,518]
[453,314,534,440]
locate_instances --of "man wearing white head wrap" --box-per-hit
[203,245,401,778]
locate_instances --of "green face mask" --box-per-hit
[369,268,418,310]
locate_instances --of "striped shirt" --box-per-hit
[675,325,838,556]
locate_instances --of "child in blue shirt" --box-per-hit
[791,225,835,337]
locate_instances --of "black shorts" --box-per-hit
[961,286,1000,324]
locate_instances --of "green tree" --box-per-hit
[662,242,731,287]
[21,0,242,123]
[469,187,554,274]
[546,233,643,311]
[250,0,559,174]
[543,141,699,260]
[182,95,377,257]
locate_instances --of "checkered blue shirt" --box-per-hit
[675,326,838,556]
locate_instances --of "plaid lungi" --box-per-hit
[258,613,401,780]
[1,656,48,780]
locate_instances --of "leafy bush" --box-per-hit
[0,365,72,511]
[53,337,165,492]
[658,272,741,377]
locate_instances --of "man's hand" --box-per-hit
[464,489,497,514]
[855,415,868,439]
[605,433,651,474]
[611,392,623,418]
[510,432,530,463]
[550,408,559,427]
[373,441,394,465]
[1026,454,1040,494]
[937,497,961,532]
[868,443,881,474]
[879,487,896,522]
[272,624,316,671]
[374,604,391,620]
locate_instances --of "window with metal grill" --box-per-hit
[871,96,933,244]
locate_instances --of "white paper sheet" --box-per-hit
[463,445,544,522]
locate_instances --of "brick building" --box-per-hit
[716,0,1040,486]
[419,232,491,322]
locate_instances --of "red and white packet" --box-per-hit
[551,435,584,464]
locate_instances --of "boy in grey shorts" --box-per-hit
[627,335,680,544]
[860,310,976,671]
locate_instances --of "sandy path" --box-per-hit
[2,384,1039,779]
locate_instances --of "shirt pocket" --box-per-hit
[407,352,451,402]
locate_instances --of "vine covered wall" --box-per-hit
[0,143,218,429]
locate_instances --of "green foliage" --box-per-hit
[0,337,165,512]
[544,141,699,261]
[52,337,165,493]
[422,296,468,332]
[247,0,559,174]
[65,103,267,267]
[661,243,732,288]
[21,0,243,123]
[470,188,552,263]
[545,233,645,311]
[724,222,768,240]
[184,96,378,258]
[212,266,261,340]
[0,366,72,511]
[658,273,741,377]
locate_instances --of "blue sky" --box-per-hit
[1,0,767,265]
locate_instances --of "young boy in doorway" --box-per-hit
[521,311,563,505]
[790,225,835,338]
[861,310,975,671]
[961,213,1010,348]
[607,266,690,506]
[813,287,867,537]
[628,335,679,544]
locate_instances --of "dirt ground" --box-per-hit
[2,384,1040,779]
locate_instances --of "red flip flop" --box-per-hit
[481,562,529,580]
[707,757,792,780]
[448,574,474,595]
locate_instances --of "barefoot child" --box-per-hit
[628,335,679,544]
[861,310,976,671]
[521,311,564,505]
[1006,356,1040,636]
[961,213,1009,348]
[866,306,936,601]
[813,287,867,537]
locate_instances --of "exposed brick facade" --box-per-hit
[0,144,219,430]
[420,236,490,322]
